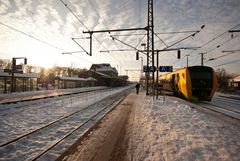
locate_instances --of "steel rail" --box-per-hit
[0,87,108,105]
[31,90,130,161]
[0,88,116,147]
[198,101,240,114]
[169,96,240,121]
[195,103,240,120]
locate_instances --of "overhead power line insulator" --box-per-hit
[177,50,181,59]
[136,51,139,60]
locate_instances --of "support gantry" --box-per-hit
[146,0,154,95]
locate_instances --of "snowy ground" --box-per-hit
[0,88,239,161]
[129,93,240,161]
[0,86,107,104]
[60,91,240,161]
[0,86,133,161]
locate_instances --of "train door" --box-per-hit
[171,75,175,91]
[172,74,179,95]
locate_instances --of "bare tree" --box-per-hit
[215,68,235,88]
[0,59,11,69]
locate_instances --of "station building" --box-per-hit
[0,69,40,94]
[79,63,128,87]
[229,75,240,89]
[54,76,96,89]
[0,63,128,94]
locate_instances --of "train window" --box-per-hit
[182,73,185,78]
[190,72,212,79]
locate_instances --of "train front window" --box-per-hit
[190,72,212,80]
[190,70,213,90]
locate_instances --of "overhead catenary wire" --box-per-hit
[204,34,240,56]
[87,0,109,30]
[59,0,89,31]
[99,0,132,20]
[164,9,238,68]
[184,23,240,66]
[59,0,125,70]
[93,1,147,69]
[197,24,240,51]
[154,33,168,48]
[111,30,199,37]
[83,0,146,60]
[135,34,147,48]
[213,59,240,68]
[9,0,79,51]
[192,33,240,65]
[0,21,63,51]
[207,51,239,62]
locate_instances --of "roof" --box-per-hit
[56,76,97,81]
[95,71,111,78]
[90,64,118,74]
[0,70,40,78]
[85,77,97,81]
[56,76,86,81]
[232,75,240,82]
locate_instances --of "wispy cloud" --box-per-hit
[0,0,239,76]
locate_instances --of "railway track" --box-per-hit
[196,101,240,121]
[0,86,108,109]
[0,88,118,144]
[0,87,111,117]
[169,95,240,121]
[196,95,240,120]
[0,87,132,161]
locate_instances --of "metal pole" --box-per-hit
[151,1,154,96]
[146,42,149,95]
[90,32,93,56]
[200,53,204,66]
[11,58,15,93]
[156,51,159,99]
[83,27,147,34]
[147,0,154,95]
[186,54,190,67]
[141,57,143,74]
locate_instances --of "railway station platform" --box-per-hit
[0,86,107,104]
[58,90,240,161]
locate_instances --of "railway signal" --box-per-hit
[159,66,173,72]
[177,50,181,59]
[5,57,28,93]
[136,51,139,60]
[143,65,156,72]
[143,66,173,72]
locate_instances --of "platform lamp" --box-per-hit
[11,57,27,93]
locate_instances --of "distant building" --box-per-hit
[118,75,129,81]
[90,64,118,78]
[78,70,112,86]
[229,75,240,89]
[55,76,96,89]
[79,63,128,87]
[0,69,40,93]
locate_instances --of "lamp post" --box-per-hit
[140,57,143,74]
[10,57,27,92]
[200,53,206,66]
[141,43,148,94]
[186,54,190,67]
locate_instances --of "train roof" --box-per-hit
[160,66,213,77]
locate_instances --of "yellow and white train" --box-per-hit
[159,66,218,101]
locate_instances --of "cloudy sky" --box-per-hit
[0,0,240,80]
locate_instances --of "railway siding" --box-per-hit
[0,86,132,161]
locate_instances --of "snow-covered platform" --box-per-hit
[60,91,240,161]
[131,93,240,161]
[0,86,107,104]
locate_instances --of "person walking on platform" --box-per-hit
[135,83,140,94]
